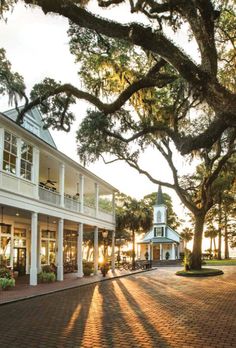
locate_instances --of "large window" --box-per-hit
[0,225,12,267]
[3,131,17,174]
[41,230,56,265]
[20,141,33,180]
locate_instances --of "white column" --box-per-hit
[30,212,38,286]
[79,174,84,213]
[148,244,151,260]
[37,227,41,272]
[77,223,83,278]
[160,244,163,260]
[111,230,115,272]
[112,192,116,222]
[33,147,40,199]
[177,245,180,259]
[94,226,98,275]
[10,224,14,269]
[95,183,99,218]
[172,244,175,260]
[59,163,65,207]
[57,218,64,281]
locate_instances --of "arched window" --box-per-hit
[157,210,162,223]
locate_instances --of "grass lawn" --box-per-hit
[176,268,224,277]
[204,259,236,266]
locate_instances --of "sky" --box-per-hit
[0,1,199,227]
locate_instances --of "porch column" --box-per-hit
[59,163,65,207]
[172,243,175,260]
[30,212,38,286]
[160,244,163,260]
[111,230,115,272]
[177,245,180,259]
[33,147,40,199]
[112,191,116,222]
[37,228,41,272]
[95,183,99,218]
[148,244,151,260]
[94,226,98,275]
[79,174,84,213]
[57,218,64,281]
[77,223,83,278]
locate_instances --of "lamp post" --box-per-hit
[102,230,108,263]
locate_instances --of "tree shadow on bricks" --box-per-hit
[97,278,171,348]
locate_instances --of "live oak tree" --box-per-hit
[1,0,236,268]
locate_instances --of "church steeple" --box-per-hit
[156,185,164,205]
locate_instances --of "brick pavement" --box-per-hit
[0,266,236,348]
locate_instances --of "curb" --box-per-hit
[0,267,157,306]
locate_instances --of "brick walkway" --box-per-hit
[0,268,147,305]
[0,266,236,347]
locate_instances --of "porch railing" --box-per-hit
[39,186,60,206]
[38,185,114,221]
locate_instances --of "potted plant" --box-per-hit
[0,267,15,290]
[83,261,94,276]
[39,264,56,283]
[0,277,15,290]
[165,251,170,260]
[100,263,109,277]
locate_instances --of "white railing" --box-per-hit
[39,186,60,206]
[84,204,96,217]
[64,196,80,212]
[98,210,114,222]
[38,186,115,223]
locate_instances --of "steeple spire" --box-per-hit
[156,185,164,205]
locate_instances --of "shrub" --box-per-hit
[42,264,57,274]
[100,263,110,277]
[165,251,170,260]
[184,249,192,271]
[0,277,15,290]
[83,261,94,276]
[39,271,56,283]
[0,268,12,279]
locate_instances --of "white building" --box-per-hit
[0,107,116,285]
[139,186,181,261]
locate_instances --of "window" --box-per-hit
[157,210,162,223]
[3,131,17,174]
[41,229,56,265]
[20,141,33,180]
[154,227,164,237]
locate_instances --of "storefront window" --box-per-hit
[64,230,77,271]
[14,228,27,248]
[41,230,56,265]
[0,236,11,267]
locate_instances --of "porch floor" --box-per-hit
[0,268,152,305]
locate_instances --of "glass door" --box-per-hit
[13,248,26,275]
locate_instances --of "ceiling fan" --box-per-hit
[41,168,57,187]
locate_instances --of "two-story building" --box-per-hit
[0,106,117,285]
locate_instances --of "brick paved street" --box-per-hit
[0,266,236,348]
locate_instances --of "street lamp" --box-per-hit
[102,230,108,262]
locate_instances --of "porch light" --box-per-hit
[102,230,108,238]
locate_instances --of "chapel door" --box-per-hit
[153,245,160,260]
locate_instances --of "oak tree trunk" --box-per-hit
[191,214,205,270]
[218,200,222,260]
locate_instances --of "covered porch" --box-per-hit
[0,204,116,286]
[138,238,180,261]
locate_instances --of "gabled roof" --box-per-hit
[3,106,57,149]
